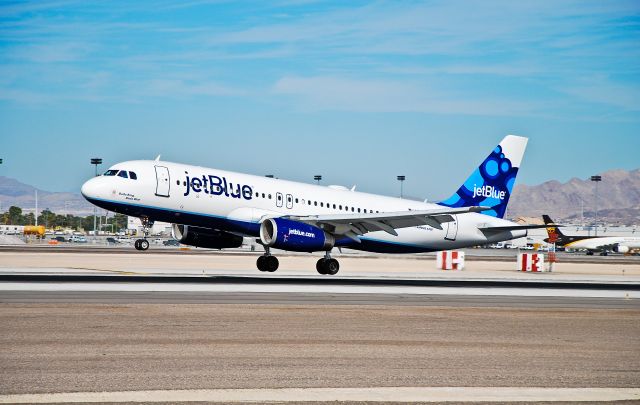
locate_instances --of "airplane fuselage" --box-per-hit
[81,160,526,253]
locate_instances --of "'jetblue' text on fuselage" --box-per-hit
[183,173,253,200]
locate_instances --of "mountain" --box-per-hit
[0,176,95,216]
[508,169,640,225]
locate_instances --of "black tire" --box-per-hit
[265,256,279,272]
[134,239,141,250]
[324,258,340,275]
[257,256,267,272]
[139,239,149,251]
[316,258,327,275]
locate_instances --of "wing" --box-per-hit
[284,206,489,242]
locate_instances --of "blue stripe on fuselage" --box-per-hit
[85,196,434,254]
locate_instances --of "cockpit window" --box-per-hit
[129,171,137,180]
[117,170,128,178]
[104,170,118,176]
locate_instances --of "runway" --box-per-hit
[1,250,639,402]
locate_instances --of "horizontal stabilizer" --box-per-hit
[478,224,561,234]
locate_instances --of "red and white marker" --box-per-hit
[517,253,546,272]
[436,250,465,270]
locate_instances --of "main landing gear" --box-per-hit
[134,216,152,251]
[257,246,279,272]
[254,248,340,275]
[316,252,340,275]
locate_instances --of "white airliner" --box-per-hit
[81,135,547,275]
[543,216,640,255]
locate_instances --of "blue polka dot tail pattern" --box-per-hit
[439,136,528,219]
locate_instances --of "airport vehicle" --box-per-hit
[81,135,550,275]
[105,237,118,245]
[70,235,87,243]
[543,214,640,255]
[163,239,180,246]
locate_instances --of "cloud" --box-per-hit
[273,76,535,115]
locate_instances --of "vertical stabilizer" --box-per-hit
[439,135,528,219]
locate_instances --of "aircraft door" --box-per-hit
[154,166,170,197]
[286,194,293,209]
[276,192,283,208]
[445,214,458,241]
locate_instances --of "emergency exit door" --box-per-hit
[444,215,458,241]
[155,166,170,197]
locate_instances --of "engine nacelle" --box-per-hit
[260,218,335,252]
[171,224,243,249]
[613,245,630,254]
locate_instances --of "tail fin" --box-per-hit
[439,135,528,219]
[542,214,565,239]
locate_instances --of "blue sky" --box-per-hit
[1,0,639,200]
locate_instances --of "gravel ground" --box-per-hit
[0,304,638,395]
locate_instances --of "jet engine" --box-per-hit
[613,245,630,254]
[260,218,335,252]
[171,224,243,249]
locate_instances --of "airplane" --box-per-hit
[81,135,549,275]
[543,214,640,256]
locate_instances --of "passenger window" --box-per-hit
[308,200,311,205]
[358,208,361,213]
[314,201,317,206]
[320,202,324,207]
[129,172,137,180]
[339,205,342,210]
[262,193,265,198]
[268,194,272,199]
[295,198,299,203]
[278,195,282,201]
[117,170,128,178]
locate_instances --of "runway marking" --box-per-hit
[0,387,638,403]
[68,267,139,275]
[1,282,638,299]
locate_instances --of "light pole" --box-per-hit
[90,158,102,237]
[590,175,602,236]
[314,175,322,185]
[397,175,406,198]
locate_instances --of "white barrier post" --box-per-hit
[517,253,546,272]
[437,250,465,270]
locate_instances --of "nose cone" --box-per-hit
[81,177,102,201]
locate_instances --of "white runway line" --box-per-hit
[0,281,638,298]
[0,387,639,403]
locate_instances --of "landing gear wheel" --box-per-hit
[600,251,608,256]
[316,258,339,275]
[257,256,266,271]
[135,239,149,251]
[265,256,279,272]
[324,258,340,275]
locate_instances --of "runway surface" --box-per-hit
[1,250,639,402]
[0,303,639,401]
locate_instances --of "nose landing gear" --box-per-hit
[134,216,152,251]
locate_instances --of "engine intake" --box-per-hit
[171,224,243,249]
[260,218,335,252]
[613,245,630,254]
